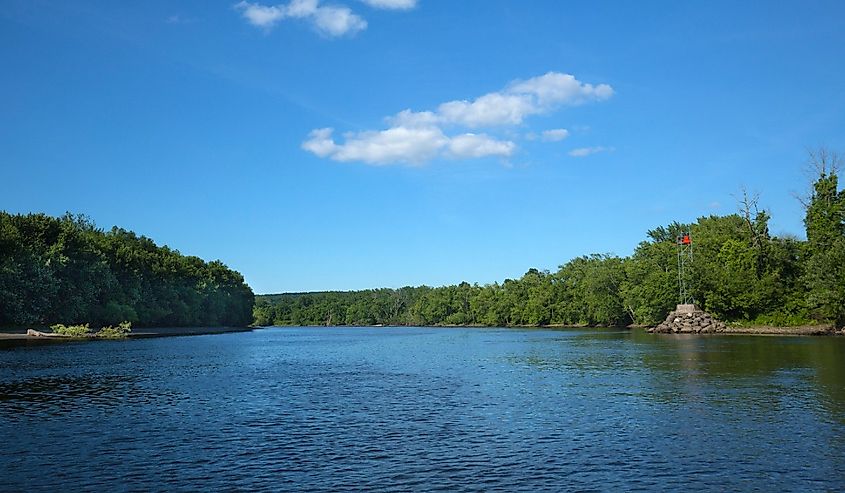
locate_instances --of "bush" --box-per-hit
[50,323,92,337]
[96,321,132,339]
[49,321,132,338]
[732,312,817,327]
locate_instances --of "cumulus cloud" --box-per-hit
[302,127,513,165]
[568,146,611,157]
[303,72,613,165]
[235,1,286,28]
[312,126,446,165]
[310,4,367,36]
[438,93,535,127]
[301,128,339,157]
[541,128,569,142]
[448,133,516,159]
[392,72,613,129]
[509,72,613,107]
[360,0,417,9]
[235,0,367,37]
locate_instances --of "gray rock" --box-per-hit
[649,307,727,335]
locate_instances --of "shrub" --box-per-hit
[96,321,132,339]
[732,312,817,327]
[50,323,92,337]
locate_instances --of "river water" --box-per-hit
[1,327,843,491]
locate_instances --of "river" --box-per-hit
[1,327,843,491]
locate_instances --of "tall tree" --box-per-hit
[802,149,845,325]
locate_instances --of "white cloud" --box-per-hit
[235,1,286,28]
[448,133,516,159]
[311,4,367,36]
[302,127,514,165]
[302,126,447,165]
[568,146,611,157]
[388,109,439,127]
[438,93,535,127]
[303,72,613,165]
[541,128,569,142]
[331,126,446,165]
[301,128,338,157]
[235,0,367,37]
[360,0,417,9]
[392,72,613,129]
[439,72,612,128]
[286,0,319,17]
[509,72,613,107]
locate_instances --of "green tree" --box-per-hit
[0,212,254,328]
[801,149,845,325]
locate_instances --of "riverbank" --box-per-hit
[256,323,845,336]
[2,324,841,342]
[717,324,841,336]
[0,326,257,341]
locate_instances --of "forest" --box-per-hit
[3,154,842,331]
[0,213,254,328]
[254,153,845,329]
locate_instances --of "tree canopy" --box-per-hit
[0,212,254,327]
[5,152,843,331]
[255,155,845,329]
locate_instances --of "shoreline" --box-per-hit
[2,324,841,342]
[0,326,257,342]
[255,323,845,336]
[716,324,840,336]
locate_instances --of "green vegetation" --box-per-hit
[3,152,842,332]
[50,323,92,337]
[96,321,132,339]
[0,213,254,328]
[255,152,845,329]
[48,321,132,338]
[802,149,845,326]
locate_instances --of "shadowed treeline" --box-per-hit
[0,212,254,328]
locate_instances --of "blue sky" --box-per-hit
[3,0,845,294]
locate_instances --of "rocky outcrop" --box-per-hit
[648,304,727,334]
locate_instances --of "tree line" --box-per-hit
[254,152,845,328]
[0,212,254,327]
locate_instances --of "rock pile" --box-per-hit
[648,304,727,334]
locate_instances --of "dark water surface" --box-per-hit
[1,327,844,491]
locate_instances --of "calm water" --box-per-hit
[1,327,844,492]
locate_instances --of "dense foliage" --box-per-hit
[255,163,845,328]
[49,321,132,338]
[0,212,254,327]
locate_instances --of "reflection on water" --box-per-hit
[1,327,843,491]
[511,330,845,424]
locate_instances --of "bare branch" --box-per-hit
[732,186,760,226]
[798,146,843,209]
[792,190,810,209]
[807,146,841,176]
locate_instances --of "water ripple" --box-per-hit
[1,327,843,491]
